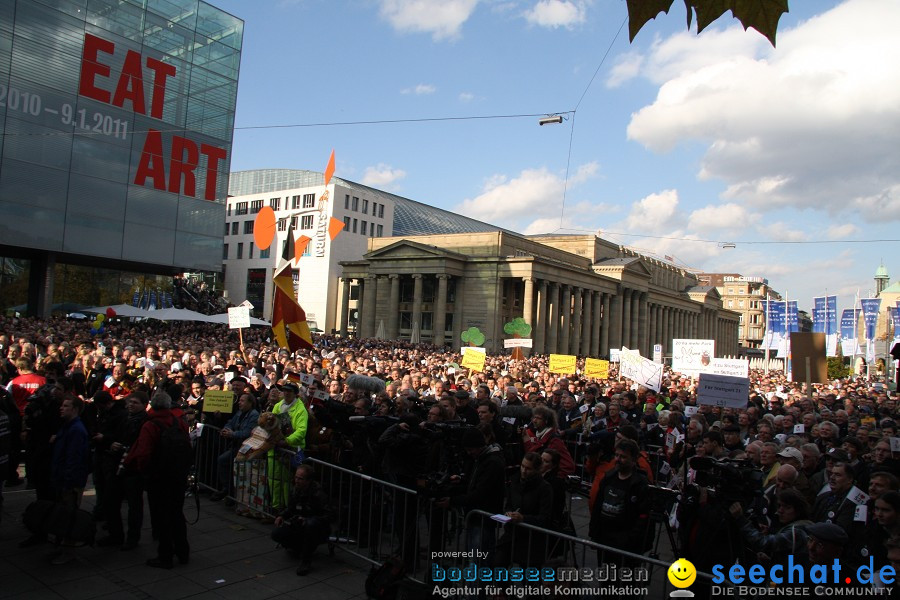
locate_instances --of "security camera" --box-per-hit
[539,115,563,126]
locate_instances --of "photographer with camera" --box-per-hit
[728,488,812,570]
[271,464,333,576]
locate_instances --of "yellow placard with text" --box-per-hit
[584,358,609,380]
[460,350,486,372]
[549,354,577,375]
[203,390,234,414]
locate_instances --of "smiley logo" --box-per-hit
[668,558,696,589]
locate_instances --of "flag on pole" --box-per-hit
[271,263,313,353]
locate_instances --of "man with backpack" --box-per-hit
[124,391,192,568]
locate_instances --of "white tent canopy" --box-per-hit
[206,312,270,327]
[144,308,216,323]
[81,304,150,318]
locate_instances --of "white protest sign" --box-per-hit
[619,347,663,392]
[671,339,715,376]
[653,344,662,364]
[684,406,698,417]
[239,300,254,309]
[696,372,750,409]
[504,338,533,348]
[890,437,900,453]
[847,486,870,506]
[228,306,251,329]
[702,358,749,379]
[794,424,806,434]
[609,349,620,363]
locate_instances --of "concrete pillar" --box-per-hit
[581,289,592,356]
[433,275,449,346]
[560,285,572,355]
[339,277,351,337]
[535,279,547,354]
[638,292,649,356]
[622,288,632,349]
[387,274,400,339]
[547,282,559,354]
[570,287,582,355]
[609,287,622,352]
[523,277,535,332]
[411,274,423,338]
[600,292,611,356]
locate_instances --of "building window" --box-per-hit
[225,223,230,236]
[231,222,238,235]
[290,215,298,229]
[277,218,287,231]
[372,202,378,217]
[235,201,248,215]
[223,244,229,260]
[400,312,412,330]
[379,204,384,218]
[227,204,232,216]
[422,312,433,332]
[423,278,435,303]
[738,299,744,308]
[444,313,453,333]
[352,218,357,233]
[237,243,243,259]
[260,247,270,259]
[376,224,383,237]
[728,288,733,295]
[352,196,359,211]
[360,220,367,235]
[728,300,734,308]
[291,195,301,209]
[739,289,745,294]
[302,243,311,257]
[250,199,263,213]
[345,194,350,209]
[249,242,254,259]
[301,215,313,229]
[303,193,315,209]
[270,197,281,210]
[362,199,369,214]
[343,216,351,230]
[244,220,254,234]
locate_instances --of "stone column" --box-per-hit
[630,291,640,353]
[661,306,670,353]
[570,288,582,355]
[535,280,547,354]
[453,277,465,347]
[547,282,559,354]
[559,285,572,355]
[387,274,400,339]
[609,287,623,352]
[581,289,592,356]
[621,288,632,349]
[360,275,376,338]
[339,277,351,337]
[411,274,423,336]
[523,277,535,332]
[638,292,649,356]
[433,275,449,347]
[600,292,611,356]
[590,291,601,357]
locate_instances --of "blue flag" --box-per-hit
[787,301,799,333]
[861,298,881,340]
[825,296,838,336]
[840,309,857,339]
[812,297,825,333]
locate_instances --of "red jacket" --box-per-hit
[523,427,576,477]
[10,373,46,415]
[123,409,186,474]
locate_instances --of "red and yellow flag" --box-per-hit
[272,263,313,353]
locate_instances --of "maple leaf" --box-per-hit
[627,0,789,47]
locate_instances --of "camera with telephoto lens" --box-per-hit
[686,456,764,507]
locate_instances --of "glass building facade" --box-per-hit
[0,0,242,315]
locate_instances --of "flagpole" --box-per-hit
[764,296,770,376]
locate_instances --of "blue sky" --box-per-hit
[212,0,900,314]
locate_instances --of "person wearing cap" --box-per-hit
[269,382,309,511]
[806,521,849,567]
[454,389,478,426]
[777,447,814,503]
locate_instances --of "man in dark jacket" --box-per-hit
[124,392,190,569]
[494,452,553,568]
[589,438,650,559]
[271,464,333,576]
[211,393,259,501]
[48,395,91,564]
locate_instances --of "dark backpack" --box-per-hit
[153,418,193,481]
[365,556,406,600]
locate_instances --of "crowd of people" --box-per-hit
[2,313,900,590]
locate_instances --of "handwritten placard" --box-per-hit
[228,306,250,329]
[461,350,486,372]
[584,358,609,379]
[549,354,577,375]
[203,390,234,413]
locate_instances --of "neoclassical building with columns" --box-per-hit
[339,231,740,357]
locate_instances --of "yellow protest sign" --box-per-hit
[584,358,609,380]
[460,349,486,372]
[203,390,234,414]
[549,354,576,375]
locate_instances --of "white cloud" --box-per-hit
[458,92,475,102]
[524,0,587,29]
[687,202,757,232]
[401,83,436,95]
[361,164,407,188]
[606,53,644,88]
[623,189,683,233]
[380,0,479,40]
[457,162,599,231]
[760,221,807,242]
[826,223,860,239]
[623,0,900,219]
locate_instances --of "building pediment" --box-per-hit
[592,257,653,280]
[365,239,468,262]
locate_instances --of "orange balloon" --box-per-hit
[254,206,276,250]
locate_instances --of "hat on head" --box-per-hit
[805,522,848,545]
[826,447,851,463]
[279,382,300,394]
[777,447,803,463]
[454,389,470,400]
